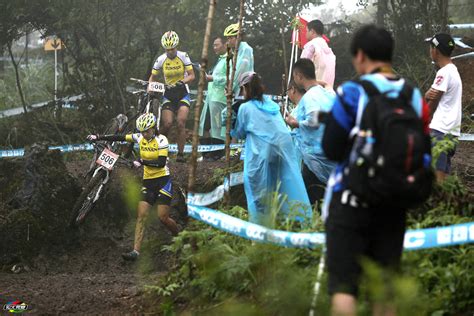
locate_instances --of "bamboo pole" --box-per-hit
[224,0,246,204]
[187,0,217,193]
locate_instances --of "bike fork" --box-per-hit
[91,167,110,203]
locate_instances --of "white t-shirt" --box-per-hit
[429,63,462,136]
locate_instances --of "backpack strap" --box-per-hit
[398,81,414,105]
[356,79,380,97]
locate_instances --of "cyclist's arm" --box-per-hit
[149,70,160,83]
[140,156,167,168]
[96,134,126,142]
[182,65,195,84]
[140,136,168,167]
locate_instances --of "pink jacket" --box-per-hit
[301,37,336,89]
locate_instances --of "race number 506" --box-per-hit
[96,148,119,170]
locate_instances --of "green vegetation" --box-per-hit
[0,61,54,110]
[129,143,474,315]
[137,178,472,315]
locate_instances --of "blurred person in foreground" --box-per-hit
[322,25,431,316]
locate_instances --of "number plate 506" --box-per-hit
[96,148,119,170]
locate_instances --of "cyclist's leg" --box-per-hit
[176,96,191,155]
[157,205,179,236]
[151,98,161,125]
[133,200,152,252]
[156,177,178,235]
[160,108,174,137]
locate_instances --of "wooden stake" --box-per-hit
[224,0,246,205]
[187,0,217,193]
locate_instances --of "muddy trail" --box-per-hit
[0,144,231,315]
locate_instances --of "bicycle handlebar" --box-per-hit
[129,78,149,86]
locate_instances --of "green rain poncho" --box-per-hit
[232,41,254,96]
[199,53,227,140]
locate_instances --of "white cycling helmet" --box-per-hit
[136,113,156,132]
[161,31,179,49]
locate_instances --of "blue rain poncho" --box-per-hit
[232,42,254,96]
[199,53,227,140]
[231,95,311,225]
[293,85,337,183]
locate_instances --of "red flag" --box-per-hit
[291,16,308,49]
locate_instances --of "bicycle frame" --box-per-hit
[129,78,168,131]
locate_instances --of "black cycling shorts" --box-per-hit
[325,190,406,297]
[141,176,172,206]
[162,85,190,112]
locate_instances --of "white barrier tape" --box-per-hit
[0,143,244,158]
[459,133,474,141]
[188,204,474,250]
[187,171,244,206]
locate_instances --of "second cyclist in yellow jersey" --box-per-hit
[148,31,195,163]
[124,132,170,179]
[87,113,179,261]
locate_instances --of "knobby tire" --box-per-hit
[71,171,106,226]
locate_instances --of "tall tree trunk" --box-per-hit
[25,31,29,69]
[376,0,388,27]
[224,0,246,204]
[440,0,449,33]
[187,0,217,193]
[7,43,27,114]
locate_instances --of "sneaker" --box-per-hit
[122,250,139,261]
[176,153,186,163]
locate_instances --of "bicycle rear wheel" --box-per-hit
[71,170,106,226]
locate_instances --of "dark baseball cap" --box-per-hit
[425,33,455,56]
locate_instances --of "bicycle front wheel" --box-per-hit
[70,170,106,226]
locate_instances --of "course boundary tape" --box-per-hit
[2,133,472,158]
[187,204,474,251]
[0,143,243,158]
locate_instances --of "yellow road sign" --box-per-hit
[44,38,63,51]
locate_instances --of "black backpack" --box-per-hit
[343,80,434,208]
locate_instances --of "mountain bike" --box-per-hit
[128,78,168,129]
[70,140,133,226]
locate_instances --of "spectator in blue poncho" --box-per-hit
[285,59,337,206]
[231,72,311,225]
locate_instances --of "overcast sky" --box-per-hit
[301,0,364,22]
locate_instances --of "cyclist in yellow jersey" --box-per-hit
[87,113,179,261]
[149,31,195,163]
